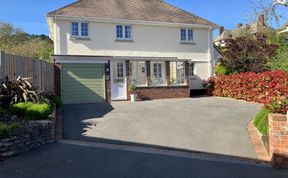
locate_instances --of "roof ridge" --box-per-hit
[47,0,218,27]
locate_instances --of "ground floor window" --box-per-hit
[190,62,196,79]
[129,61,147,86]
[151,61,166,85]
[170,61,185,85]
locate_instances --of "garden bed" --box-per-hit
[0,107,56,160]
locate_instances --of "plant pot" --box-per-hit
[130,94,137,102]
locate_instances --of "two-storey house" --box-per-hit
[47,0,218,104]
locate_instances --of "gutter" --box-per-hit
[47,15,219,30]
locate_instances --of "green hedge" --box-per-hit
[51,96,62,108]
[0,122,19,139]
[9,102,53,120]
[253,108,270,135]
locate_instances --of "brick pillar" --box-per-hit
[269,114,288,168]
[54,62,61,96]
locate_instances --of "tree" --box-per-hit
[251,0,288,24]
[269,32,288,71]
[221,33,277,74]
[0,22,53,60]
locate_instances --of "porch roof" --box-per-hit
[52,55,188,63]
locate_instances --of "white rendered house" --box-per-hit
[47,0,219,104]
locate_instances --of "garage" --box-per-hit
[61,64,106,104]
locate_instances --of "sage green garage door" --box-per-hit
[61,64,106,104]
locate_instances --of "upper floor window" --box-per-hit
[71,22,89,38]
[181,29,193,42]
[116,25,132,40]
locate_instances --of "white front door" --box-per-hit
[110,61,127,100]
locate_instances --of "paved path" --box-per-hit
[0,142,287,178]
[62,97,261,158]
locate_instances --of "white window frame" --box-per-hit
[129,61,147,87]
[116,25,133,40]
[114,62,124,83]
[169,61,186,86]
[180,28,194,43]
[151,61,166,86]
[70,22,90,39]
[189,62,197,80]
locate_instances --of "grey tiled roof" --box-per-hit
[48,0,218,27]
[215,21,275,42]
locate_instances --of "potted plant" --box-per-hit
[128,83,137,102]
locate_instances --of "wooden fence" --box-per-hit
[0,51,54,92]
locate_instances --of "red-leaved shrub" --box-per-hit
[203,71,288,109]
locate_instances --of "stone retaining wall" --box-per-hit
[0,110,56,160]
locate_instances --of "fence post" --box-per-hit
[0,50,4,80]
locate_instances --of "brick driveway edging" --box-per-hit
[247,114,288,169]
[247,120,270,162]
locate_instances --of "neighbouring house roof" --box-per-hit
[48,0,218,28]
[214,30,232,42]
[248,21,274,34]
[279,21,288,32]
[214,16,275,43]
[231,24,250,37]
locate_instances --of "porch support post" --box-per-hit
[146,61,151,86]
[166,61,170,86]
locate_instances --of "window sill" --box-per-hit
[150,84,168,87]
[70,37,91,41]
[135,84,148,87]
[180,41,196,45]
[115,39,134,42]
[169,84,188,87]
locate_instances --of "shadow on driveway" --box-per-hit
[62,102,114,141]
[61,97,262,161]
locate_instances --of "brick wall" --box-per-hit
[54,63,61,96]
[135,86,190,100]
[269,114,288,168]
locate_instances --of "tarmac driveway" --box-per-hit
[62,97,262,159]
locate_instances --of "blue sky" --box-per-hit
[0,0,287,36]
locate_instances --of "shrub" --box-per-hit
[265,98,288,115]
[215,65,228,75]
[9,102,33,116]
[128,83,137,94]
[203,77,216,96]
[51,96,61,108]
[253,109,270,135]
[0,122,20,139]
[203,71,288,105]
[25,103,52,120]
[0,76,40,108]
[9,102,52,120]
[222,34,277,74]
